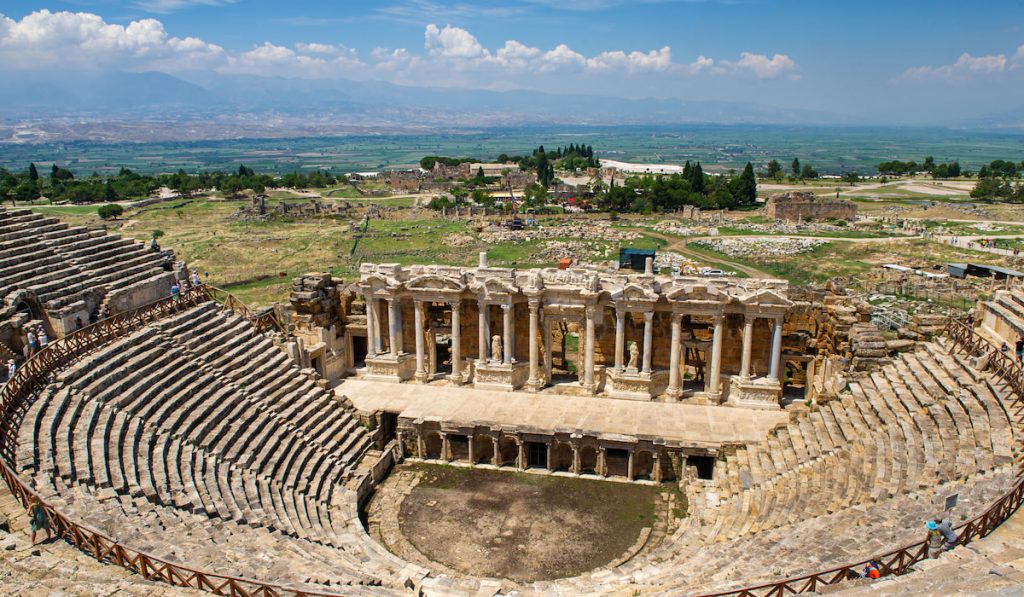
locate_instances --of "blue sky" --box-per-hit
[1,1,1023,122]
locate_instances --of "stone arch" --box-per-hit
[497,436,519,467]
[552,443,574,472]
[424,432,443,460]
[579,446,598,474]
[634,451,655,480]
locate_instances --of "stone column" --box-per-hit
[572,445,581,475]
[739,315,755,382]
[598,447,608,477]
[440,433,450,461]
[468,435,476,465]
[450,301,462,382]
[546,441,554,471]
[388,298,402,356]
[543,318,553,383]
[491,436,499,466]
[478,301,488,362]
[653,452,662,483]
[526,300,541,391]
[627,449,635,481]
[641,311,654,375]
[416,430,424,459]
[769,315,783,384]
[804,358,816,401]
[414,300,426,381]
[517,440,525,470]
[502,304,514,364]
[583,306,596,392]
[614,308,625,371]
[707,314,724,400]
[667,313,683,399]
[372,298,384,355]
[365,296,377,357]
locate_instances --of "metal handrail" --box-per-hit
[695,319,1024,597]
[0,286,339,596]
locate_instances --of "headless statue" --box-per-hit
[491,334,503,363]
[627,341,639,370]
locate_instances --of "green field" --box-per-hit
[3,124,1023,176]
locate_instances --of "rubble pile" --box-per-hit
[695,238,828,258]
[536,240,612,262]
[478,222,640,245]
[654,251,701,273]
[443,233,475,248]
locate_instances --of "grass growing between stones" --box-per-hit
[398,463,675,581]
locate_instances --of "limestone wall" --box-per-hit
[766,192,856,222]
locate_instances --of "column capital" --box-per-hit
[528,298,542,311]
[644,310,654,322]
[501,303,512,311]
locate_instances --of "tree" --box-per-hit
[841,171,861,185]
[28,162,38,181]
[800,164,819,179]
[14,180,39,202]
[766,159,782,179]
[97,204,124,220]
[736,162,757,205]
[791,158,801,178]
[923,156,935,172]
[689,161,705,195]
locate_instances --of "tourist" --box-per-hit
[74,315,84,331]
[5,359,14,382]
[37,326,48,349]
[29,496,52,544]
[862,560,881,579]
[934,518,959,552]
[1016,337,1024,362]
[26,329,39,357]
[925,520,944,557]
[191,270,201,287]
[170,282,180,301]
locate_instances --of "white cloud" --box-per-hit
[0,9,224,69]
[714,52,797,79]
[493,40,541,70]
[424,23,486,59]
[904,52,1008,80]
[681,55,714,74]
[586,47,672,72]
[1016,45,1024,61]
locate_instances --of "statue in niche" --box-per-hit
[627,341,639,370]
[491,334,503,363]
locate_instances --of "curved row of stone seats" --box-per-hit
[10,302,413,594]
[517,341,1021,596]
[693,344,1016,547]
[0,207,174,314]
[28,477,409,594]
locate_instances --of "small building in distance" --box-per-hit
[766,191,856,222]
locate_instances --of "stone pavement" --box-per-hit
[336,379,789,448]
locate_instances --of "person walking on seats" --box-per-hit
[934,517,959,552]
[926,520,944,557]
[1016,337,1024,362]
[5,359,14,382]
[26,330,39,357]
[29,496,52,544]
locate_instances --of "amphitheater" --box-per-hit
[2,205,1024,596]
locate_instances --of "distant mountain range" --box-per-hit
[0,70,1020,142]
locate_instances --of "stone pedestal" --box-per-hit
[473,360,530,391]
[727,377,783,410]
[606,368,666,401]
[364,353,416,382]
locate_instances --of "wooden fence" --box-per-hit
[696,320,1024,596]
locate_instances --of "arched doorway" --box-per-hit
[634,451,654,480]
[552,443,573,472]
[579,446,598,475]
[424,432,443,459]
[498,437,519,467]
